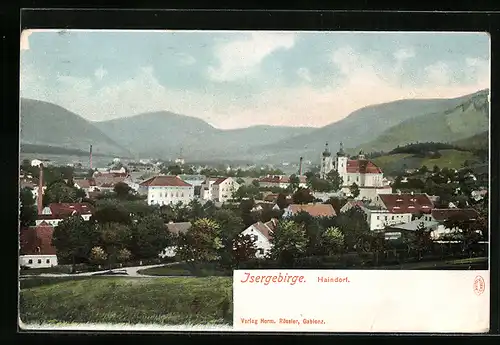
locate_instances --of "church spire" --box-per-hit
[337,142,346,157]
[322,142,331,157]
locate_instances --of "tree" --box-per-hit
[176,218,223,266]
[292,188,314,204]
[130,214,173,259]
[43,181,78,205]
[432,165,440,174]
[20,187,37,227]
[269,220,308,267]
[97,222,133,269]
[276,193,288,210]
[212,209,245,268]
[413,222,433,260]
[236,177,245,185]
[92,201,132,225]
[326,170,343,192]
[251,179,260,188]
[288,174,300,192]
[333,208,370,251]
[291,211,322,256]
[232,234,258,267]
[52,215,99,271]
[187,199,205,221]
[240,199,259,227]
[113,182,132,199]
[320,226,345,256]
[324,197,347,215]
[117,248,132,263]
[89,246,108,266]
[350,183,360,198]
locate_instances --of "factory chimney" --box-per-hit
[37,163,44,215]
[89,144,93,170]
[299,156,303,176]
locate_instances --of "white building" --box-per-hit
[20,221,58,268]
[319,142,392,200]
[241,219,277,258]
[139,175,194,206]
[258,175,307,189]
[36,203,94,226]
[200,177,239,203]
[417,208,481,239]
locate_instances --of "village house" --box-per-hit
[241,219,278,258]
[359,192,435,231]
[200,177,240,203]
[283,203,336,218]
[319,142,392,200]
[418,208,482,239]
[19,221,58,268]
[139,175,194,206]
[258,175,307,189]
[177,174,206,187]
[35,202,94,226]
[251,201,280,213]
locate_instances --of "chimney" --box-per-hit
[89,145,93,170]
[299,157,303,176]
[37,163,44,215]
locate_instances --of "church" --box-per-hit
[320,142,392,200]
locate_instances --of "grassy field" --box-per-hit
[20,276,233,325]
[372,149,480,174]
[138,262,229,277]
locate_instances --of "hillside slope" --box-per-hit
[356,89,489,154]
[93,114,314,160]
[20,99,131,157]
[241,90,485,162]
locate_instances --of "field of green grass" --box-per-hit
[420,149,478,169]
[138,262,229,277]
[20,276,233,325]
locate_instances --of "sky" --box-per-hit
[20,30,490,129]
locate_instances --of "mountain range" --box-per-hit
[20,88,489,163]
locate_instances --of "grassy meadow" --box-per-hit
[20,276,233,326]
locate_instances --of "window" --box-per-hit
[258,249,264,255]
[391,216,394,220]
[35,246,41,253]
[37,259,42,264]
[377,216,379,220]
[181,193,184,197]
[46,259,50,264]
[28,259,33,264]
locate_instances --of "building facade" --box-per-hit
[201,177,239,202]
[139,175,195,206]
[20,221,58,268]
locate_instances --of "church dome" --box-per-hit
[336,142,346,157]
[322,142,331,157]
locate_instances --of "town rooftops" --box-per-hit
[73,179,96,189]
[140,175,192,187]
[213,177,229,185]
[20,221,57,255]
[287,203,337,217]
[177,174,206,181]
[431,208,480,221]
[378,193,434,214]
[388,219,440,232]
[259,175,307,184]
[43,203,94,218]
[250,218,278,241]
[346,159,382,174]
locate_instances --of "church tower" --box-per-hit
[336,142,348,175]
[320,142,333,179]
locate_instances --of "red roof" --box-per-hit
[288,204,337,217]
[346,159,382,174]
[378,193,434,214]
[251,219,277,241]
[46,203,94,217]
[140,175,192,187]
[20,222,56,255]
[213,177,228,185]
[431,208,480,221]
[73,179,96,188]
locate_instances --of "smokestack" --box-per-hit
[299,157,303,176]
[37,163,44,215]
[89,145,93,170]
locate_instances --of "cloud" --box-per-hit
[297,68,312,82]
[207,32,296,82]
[177,53,196,66]
[424,61,451,86]
[393,48,415,62]
[94,66,108,80]
[21,44,489,130]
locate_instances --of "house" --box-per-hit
[19,221,58,268]
[418,208,482,239]
[251,201,280,213]
[159,222,192,258]
[139,175,194,206]
[258,175,307,189]
[283,203,336,218]
[339,200,367,213]
[384,219,440,240]
[362,192,434,231]
[200,177,240,203]
[319,142,393,200]
[241,219,278,258]
[36,202,94,226]
[73,179,97,197]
